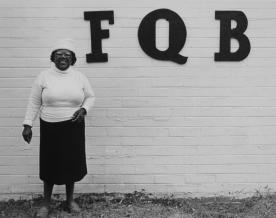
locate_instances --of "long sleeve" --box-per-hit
[23,73,44,127]
[80,73,95,113]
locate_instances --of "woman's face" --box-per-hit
[53,49,73,71]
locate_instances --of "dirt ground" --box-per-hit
[1,190,276,218]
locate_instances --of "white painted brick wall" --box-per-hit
[1,0,276,197]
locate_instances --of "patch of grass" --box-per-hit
[1,189,276,218]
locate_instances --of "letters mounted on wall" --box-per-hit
[84,9,251,64]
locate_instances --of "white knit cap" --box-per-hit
[52,38,76,53]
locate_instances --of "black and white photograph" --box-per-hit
[0,0,276,217]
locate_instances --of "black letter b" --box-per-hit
[215,11,251,61]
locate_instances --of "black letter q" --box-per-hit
[138,9,188,64]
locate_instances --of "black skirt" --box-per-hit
[39,118,87,185]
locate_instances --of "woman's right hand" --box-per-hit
[22,125,32,144]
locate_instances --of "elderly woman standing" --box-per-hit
[22,39,95,217]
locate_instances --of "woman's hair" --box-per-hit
[50,50,77,65]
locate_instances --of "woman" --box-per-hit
[22,39,95,217]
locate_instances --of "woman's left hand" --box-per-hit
[72,108,87,123]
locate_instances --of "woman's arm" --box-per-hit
[80,73,95,113]
[23,73,44,127]
[71,72,95,123]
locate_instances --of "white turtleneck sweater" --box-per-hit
[23,64,95,127]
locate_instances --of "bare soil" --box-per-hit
[1,190,276,218]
